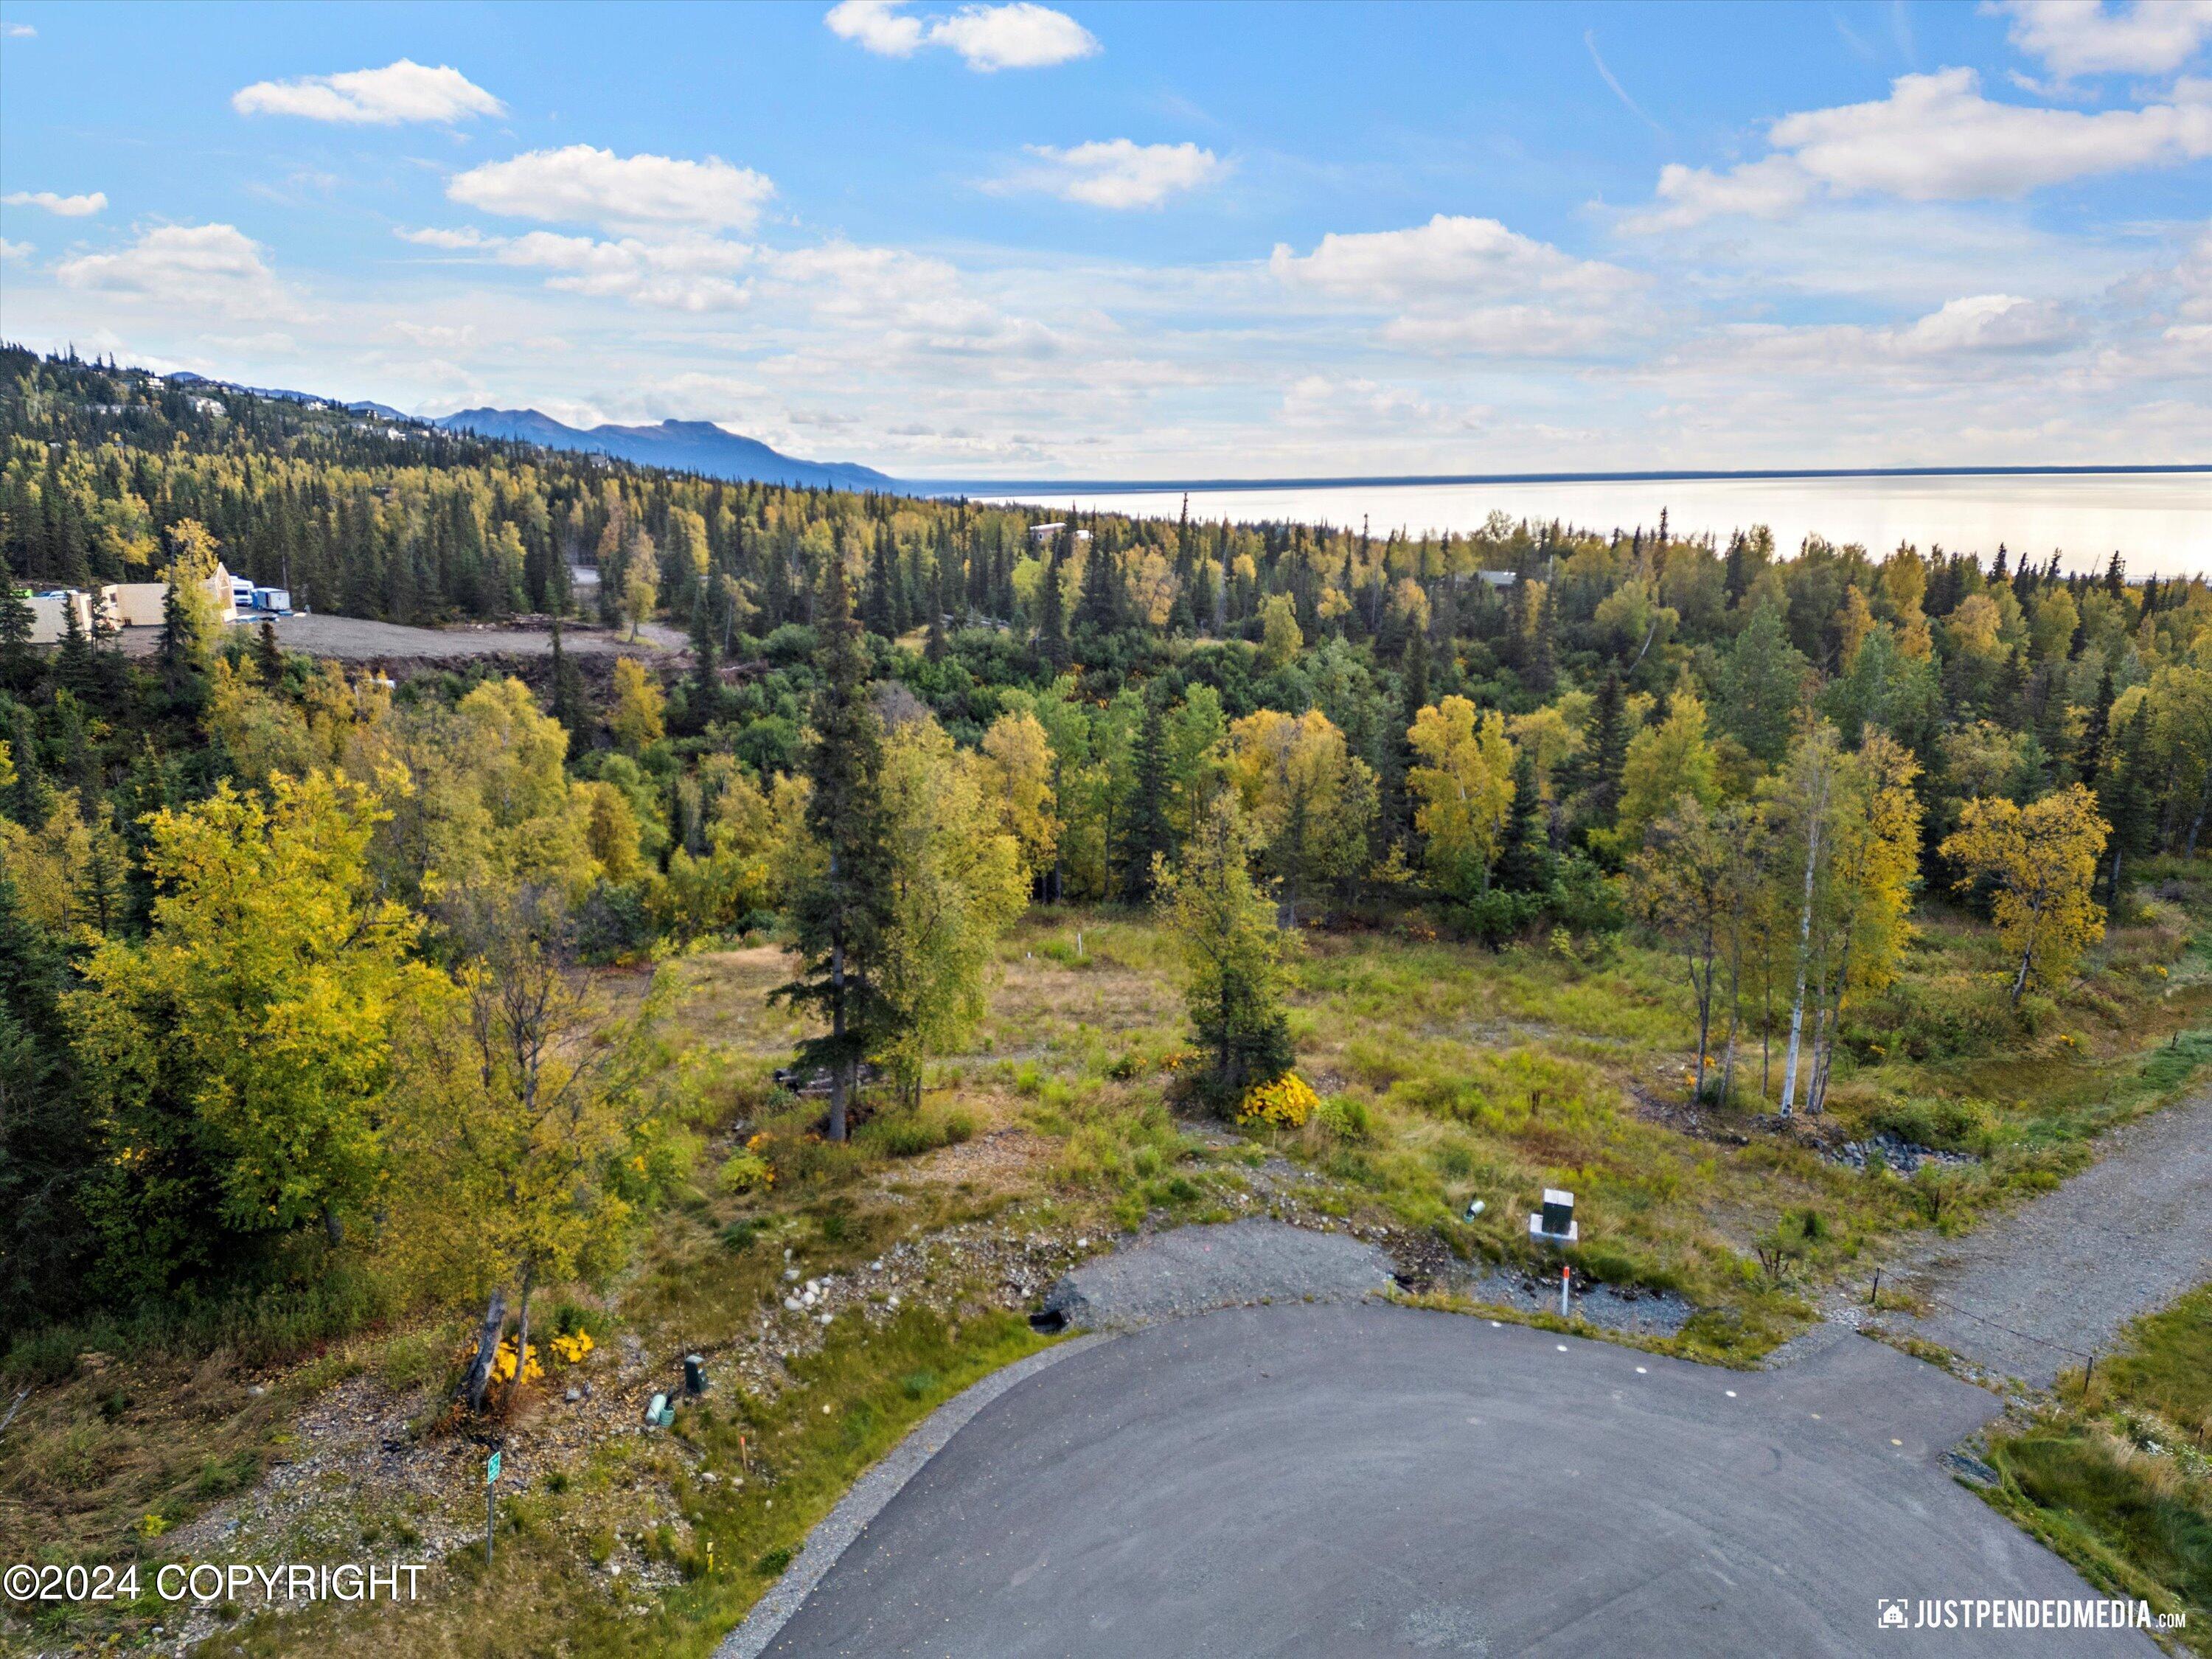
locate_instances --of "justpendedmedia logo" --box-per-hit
[1877,1596,2185,1634]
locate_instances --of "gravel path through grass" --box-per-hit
[1880,1079,2212,1386]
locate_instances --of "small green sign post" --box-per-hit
[485,1447,502,1565]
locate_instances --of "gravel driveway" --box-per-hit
[1041,1219,1396,1329]
[1882,1080,2212,1385]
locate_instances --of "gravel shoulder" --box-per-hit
[1040,1217,1396,1329]
[1877,1080,2212,1385]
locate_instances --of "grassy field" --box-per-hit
[1981,1283,2212,1655]
[4,870,2209,1655]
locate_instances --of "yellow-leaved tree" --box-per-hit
[872,717,1029,1107]
[1941,783,2110,1006]
[1228,707,1375,925]
[1405,695,1516,902]
[609,657,666,754]
[977,709,1060,885]
[392,889,676,1415]
[1607,686,1720,856]
[69,773,437,1296]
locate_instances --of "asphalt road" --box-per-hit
[1888,1081,2212,1385]
[762,1302,2154,1658]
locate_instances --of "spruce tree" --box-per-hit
[1719,601,1806,764]
[2097,700,2155,907]
[774,562,894,1141]
[254,617,284,684]
[863,532,897,639]
[549,618,587,740]
[1528,580,1559,695]
[0,866,83,1327]
[1495,746,1552,893]
[0,549,34,686]
[1576,669,1630,838]
[1036,547,1069,672]
[1116,695,1173,904]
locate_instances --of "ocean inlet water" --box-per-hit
[962,470,2209,577]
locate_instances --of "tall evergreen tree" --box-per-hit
[549,618,587,740]
[774,562,894,1141]
[863,532,897,639]
[1719,601,1807,764]
[1116,695,1174,904]
[0,548,35,686]
[2096,700,2155,907]
[1035,547,1069,672]
[1495,745,1551,893]
[0,868,85,1331]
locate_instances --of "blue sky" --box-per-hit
[1,1,2208,477]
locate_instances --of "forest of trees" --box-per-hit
[4,343,2210,1385]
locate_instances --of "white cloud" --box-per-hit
[1272,215,1652,360]
[232,59,504,125]
[1621,157,1812,233]
[54,223,303,319]
[396,225,489,248]
[448,145,773,232]
[1989,0,2212,80]
[389,320,479,349]
[1902,293,2076,351]
[3,23,33,37]
[2,189,105,217]
[0,237,31,260]
[1688,293,2079,377]
[1621,68,2212,229]
[1273,213,1641,306]
[997,139,1221,208]
[495,230,754,310]
[825,0,926,54]
[825,0,1098,70]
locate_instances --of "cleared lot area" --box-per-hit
[103,613,678,660]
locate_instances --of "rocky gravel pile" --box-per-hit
[1041,1218,1396,1329]
[1823,1130,1978,1175]
[1456,1265,1695,1335]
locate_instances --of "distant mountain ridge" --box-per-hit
[164,371,406,420]
[433,408,895,490]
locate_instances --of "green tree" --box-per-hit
[1116,695,1174,903]
[775,563,894,1141]
[69,773,435,1295]
[1162,796,1296,1106]
[1721,602,1808,764]
[873,717,1028,1107]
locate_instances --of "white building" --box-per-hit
[99,563,240,630]
[23,590,94,645]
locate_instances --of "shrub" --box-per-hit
[718,1141,776,1194]
[1860,1094,1996,1152]
[857,1105,977,1159]
[1237,1071,1319,1128]
[1316,1095,1374,1142]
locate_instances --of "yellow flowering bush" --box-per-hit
[549,1330,594,1366]
[1237,1071,1319,1128]
[490,1338,543,1385]
[720,1133,776,1194]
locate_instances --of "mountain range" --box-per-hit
[159,372,891,491]
[432,408,895,491]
